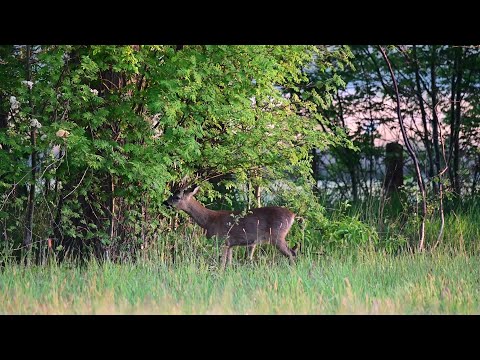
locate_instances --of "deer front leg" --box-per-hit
[227,247,233,266]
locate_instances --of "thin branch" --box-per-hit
[0,166,38,212]
[432,107,449,250]
[37,150,66,180]
[379,46,427,252]
[63,168,89,200]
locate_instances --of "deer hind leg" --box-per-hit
[275,241,295,265]
[221,245,233,270]
[248,244,257,261]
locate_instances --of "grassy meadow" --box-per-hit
[1,249,479,314]
[2,201,479,315]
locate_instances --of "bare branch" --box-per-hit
[63,168,89,200]
[379,46,427,252]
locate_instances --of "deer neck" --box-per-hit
[182,198,216,229]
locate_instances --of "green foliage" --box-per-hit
[1,45,353,259]
[322,215,379,253]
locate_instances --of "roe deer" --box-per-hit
[164,185,298,269]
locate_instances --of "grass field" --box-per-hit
[1,250,479,314]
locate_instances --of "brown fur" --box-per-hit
[164,186,298,269]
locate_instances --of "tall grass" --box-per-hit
[1,197,479,315]
[1,249,479,314]
[343,195,480,254]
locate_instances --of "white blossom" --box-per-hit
[9,96,20,110]
[52,145,61,157]
[40,134,47,141]
[8,96,20,120]
[90,88,99,96]
[266,124,275,129]
[30,118,42,129]
[21,80,34,90]
[152,113,161,122]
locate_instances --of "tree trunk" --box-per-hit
[23,45,37,250]
[53,190,64,246]
[0,94,7,130]
[384,142,404,196]
[254,184,261,208]
[109,174,115,244]
[369,119,374,196]
[311,148,320,194]
[412,45,435,193]
[448,47,464,198]
[448,50,456,190]
[0,92,8,187]
[453,48,463,197]
[349,166,358,203]
[430,46,442,179]
[472,154,479,196]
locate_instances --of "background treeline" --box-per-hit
[1,45,478,264]
[314,45,480,203]
[310,45,479,255]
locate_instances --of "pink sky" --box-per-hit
[340,93,454,150]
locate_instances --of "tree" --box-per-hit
[1,45,352,261]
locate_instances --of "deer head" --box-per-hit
[163,185,200,211]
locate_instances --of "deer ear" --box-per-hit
[190,185,200,196]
